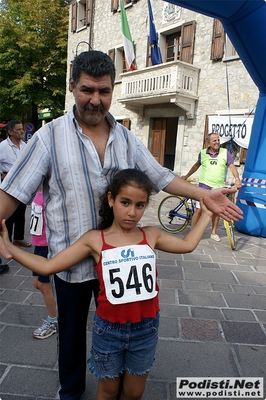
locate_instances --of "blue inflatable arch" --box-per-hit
[164,0,266,237]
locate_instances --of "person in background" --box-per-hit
[0,120,31,247]
[183,133,242,242]
[0,158,9,274]
[0,169,213,400]
[0,51,242,400]
[30,186,57,339]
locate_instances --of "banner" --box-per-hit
[208,115,254,149]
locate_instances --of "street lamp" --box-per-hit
[75,41,92,57]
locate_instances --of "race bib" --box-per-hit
[102,244,157,305]
[30,202,43,236]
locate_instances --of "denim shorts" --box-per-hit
[88,313,159,379]
[32,246,50,283]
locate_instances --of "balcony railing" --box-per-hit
[119,61,200,119]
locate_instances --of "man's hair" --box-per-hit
[72,51,116,88]
[6,120,21,136]
[206,132,219,142]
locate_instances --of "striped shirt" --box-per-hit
[1,108,175,283]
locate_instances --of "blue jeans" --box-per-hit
[88,313,159,379]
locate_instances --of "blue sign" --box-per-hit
[25,122,35,133]
[25,132,33,142]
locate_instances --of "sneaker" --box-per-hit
[0,264,9,274]
[210,234,221,242]
[33,319,57,339]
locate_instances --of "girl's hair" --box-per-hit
[98,169,155,230]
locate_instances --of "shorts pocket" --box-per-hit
[88,347,119,377]
[93,314,108,336]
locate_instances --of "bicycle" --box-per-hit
[223,184,236,250]
[157,195,196,234]
[157,184,237,250]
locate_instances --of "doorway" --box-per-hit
[151,117,178,170]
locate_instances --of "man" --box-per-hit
[0,120,31,247]
[0,51,242,399]
[0,133,10,274]
[183,133,242,241]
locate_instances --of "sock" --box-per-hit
[48,316,57,324]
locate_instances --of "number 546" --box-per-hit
[109,263,154,298]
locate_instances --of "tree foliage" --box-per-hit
[0,0,69,125]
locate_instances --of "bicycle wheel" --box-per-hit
[223,220,236,250]
[158,195,190,233]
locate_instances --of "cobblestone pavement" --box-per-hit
[0,193,266,400]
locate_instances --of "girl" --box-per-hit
[0,169,212,400]
[30,186,57,339]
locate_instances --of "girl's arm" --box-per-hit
[0,190,20,259]
[0,219,99,275]
[151,199,212,254]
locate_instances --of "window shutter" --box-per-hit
[180,21,196,64]
[211,19,225,60]
[111,0,119,12]
[239,147,247,164]
[146,36,152,67]
[122,119,131,130]
[71,2,77,32]
[108,49,115,61]
[86,0,92,26]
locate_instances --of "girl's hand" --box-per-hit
[0,219,13,259]
[199,198,213,217]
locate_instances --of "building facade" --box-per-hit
[65,0,258,180]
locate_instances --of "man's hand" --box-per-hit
[0,220,13,259]
[203,188,243,221]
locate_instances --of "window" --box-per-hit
[71,0,92,32]
[211,19,238,61]
[111,0,139,13]
[147,21,196,67]
[116,119,131,129]
[166,32,181,62]
[224,36,238,60]
[108,47,127,81]
[164,21,196,64]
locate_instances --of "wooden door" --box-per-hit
[151,118,166,165]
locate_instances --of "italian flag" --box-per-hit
[120,0,136,71]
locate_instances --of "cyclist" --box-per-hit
[182,133,242,242]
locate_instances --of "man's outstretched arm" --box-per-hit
[163,176,243,222]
